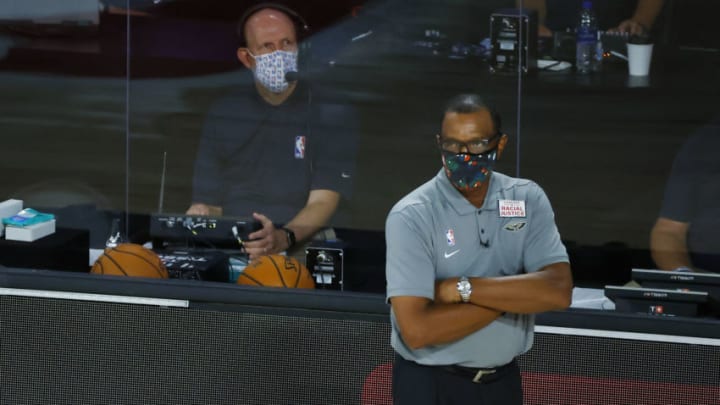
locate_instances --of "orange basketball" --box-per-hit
[91,243,168,279]
[237,254,315,289]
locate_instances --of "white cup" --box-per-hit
[627,43,653,76]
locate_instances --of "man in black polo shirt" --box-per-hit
[187,4,357,260]
[519,0,664,37]
[650,117,720,273]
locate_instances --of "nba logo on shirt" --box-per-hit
[446,229,455,246]
[294,136,305,159]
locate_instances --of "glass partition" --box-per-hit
[2,0,718,285]
[125,0,522,234]
[516,0,720,284]
[0,1,129,248]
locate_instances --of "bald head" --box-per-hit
[242,8,297,51]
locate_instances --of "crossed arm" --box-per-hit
[391,262,572,350]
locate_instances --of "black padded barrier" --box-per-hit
[1,268,719,404]
[0,295,392,405]
[519,330,720,404]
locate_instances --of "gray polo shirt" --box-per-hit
[386,169,569,368]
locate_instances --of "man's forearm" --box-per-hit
[651,232,692,270]
[632,0,664,30]
[392,299,502,350]
[285,190,340,242]
[650,218,693,270]
[467,264,572,314]
[285,204,331,241]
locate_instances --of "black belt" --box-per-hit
[438,359,517,383]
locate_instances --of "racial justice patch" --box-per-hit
[498,199,526,217]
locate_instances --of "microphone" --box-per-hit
[479,228,490,248]
[285,71,301,82]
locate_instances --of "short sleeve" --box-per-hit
[385,209,436,303]
[659,134,704,222]
[522,185,569,273]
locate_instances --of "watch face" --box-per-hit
[457,278,472,302]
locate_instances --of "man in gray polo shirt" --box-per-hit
[386,94,573,404]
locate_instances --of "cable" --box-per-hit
[232,225,246,252]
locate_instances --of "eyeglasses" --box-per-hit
[437,132,502,155]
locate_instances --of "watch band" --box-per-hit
[282,227,296,250]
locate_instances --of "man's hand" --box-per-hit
[242,212,288,260]
[610,19,646,35]
[186,203,222,217]
[610,0,663,36]
[434,278,461,304]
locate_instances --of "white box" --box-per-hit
[5,219,56,242]
[0,199,23,237]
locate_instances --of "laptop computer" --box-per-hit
[604,285,714,317]
[631,268,720,301]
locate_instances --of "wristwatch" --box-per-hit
[456,276,472,303]
[281,227,296,250]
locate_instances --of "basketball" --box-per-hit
[237,254,315,289]
[91,243,168,279]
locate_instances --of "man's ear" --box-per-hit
[237,48,253,69]
[497,133,509,159]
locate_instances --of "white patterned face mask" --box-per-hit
[248,49,298,93]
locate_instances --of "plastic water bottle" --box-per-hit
[575,0,598,74]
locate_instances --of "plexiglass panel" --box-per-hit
[3,0,718,283]
[125,0,522,248]
[516,0,720,283]
[0,0,128,248]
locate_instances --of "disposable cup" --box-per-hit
[627,43,653,76]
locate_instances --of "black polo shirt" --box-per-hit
[659,118,720,272]
[191,80,357,224]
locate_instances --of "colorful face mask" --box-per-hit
[249,49,298,93]
[441,148,498,191]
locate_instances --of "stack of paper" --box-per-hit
[0,199,23,237]
[5,220,56,242]
[2,205,56,242]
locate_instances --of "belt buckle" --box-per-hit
[472,368,496,383]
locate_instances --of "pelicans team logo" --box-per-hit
[446,229,456,246]
[504,221,527,231]
[294,135,305,159]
